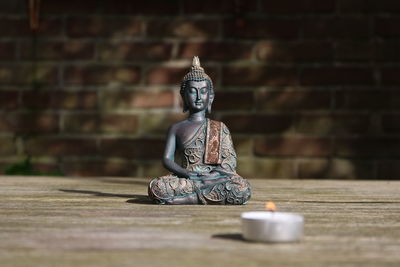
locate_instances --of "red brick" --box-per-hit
[67,17,143,38]
[335,137,400,157]
[147,66,218,85]
[367,0,400,13]
[1,161,63,175]
[21,91,97,110]
[335,90,400,110]
[255,90,331,111]
[63,160,138,177]
[295,114,371,135]
[177,42,252,61]
[0,66,17,85]
[45,0,178,15]
[64,66,140,85]
[375,17,400,38]
[377,160,400,179]
[146,67,186,85]
[303,17,370,39]
[255,137,332,157]
[335,41,375,61]
[63,114,138,134]
[213,92,253,111]
[220,114,293,134]
[224,18,300,39]
[182,0,258,14]
[298,159,376,179]
[0,113,59,133]
[0,18,63,37]
[147,19,219,38]
[256,41,333,63]
[376,41,400,62]
[0,42,16,61]
[0,90,19,110]
[300,67,374,86]
[100,138,164,160]
[102,0,180,15]
[343,0,400,14]
[334,114,370,135]
[139,113,188,135]
[98,42,172,61]
[0,137,15,156]
[21,41,95,60]
[337,0,369,13]
[141,161,168,178]
[0,65,58,85]
[294,114,334,135]
[102,90,174,109]
[42,0,101,14]
[223,66,298,86]
[232,136,253,156]
[0,1,24,14]
[32,163,62,175]
[261,0,335,14]
[381,114,400,133]
[381,67,400,85]
[238,158,296,178]
[0,161,12,173]
[24,138,98,156]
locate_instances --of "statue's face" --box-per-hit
[184,80,209,112]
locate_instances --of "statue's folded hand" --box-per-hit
[205,171,221,178]
[188,171,202,180]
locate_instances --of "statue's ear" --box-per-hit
[180,86,188,113]
[182,93,189,113]
[183,103,188,113]
[207,94,214,114]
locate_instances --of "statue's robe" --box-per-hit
[148,119,251,205]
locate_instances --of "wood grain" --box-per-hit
[0,176,399,266]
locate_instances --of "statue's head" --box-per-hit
[180,56,214,113]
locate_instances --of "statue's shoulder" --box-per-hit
[168,120,186,134]
[208,119,231,133]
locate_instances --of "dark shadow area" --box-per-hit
[125,197,154,204]
[293,200,400,204]
[60,188,133,199]
[212,233,245,242]
[59,188,153,204]
[59,188,135,198]
[98,178,150,186]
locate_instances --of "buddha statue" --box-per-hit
[148,56,251,205]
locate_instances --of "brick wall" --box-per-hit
[0,0,399,179]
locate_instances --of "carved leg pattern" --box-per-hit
[202,175,251,205]
[148,175,251,205]
[148,175,200,205]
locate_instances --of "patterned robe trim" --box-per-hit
[204,120,222,164]
[219,121,237,172]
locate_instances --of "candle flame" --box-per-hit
[265,201,277,212]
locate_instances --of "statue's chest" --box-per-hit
[176,122,205,148]
[179,125,207,169]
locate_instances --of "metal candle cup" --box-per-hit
[241,211,304,243]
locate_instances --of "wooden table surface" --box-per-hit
[0,176,399,267]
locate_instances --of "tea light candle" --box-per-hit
[241,211,304,243]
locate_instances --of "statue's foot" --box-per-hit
[148,175,201,205]
[164,193,200,205]
[201,175,251,205]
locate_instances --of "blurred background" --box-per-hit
[0,0,399,179]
